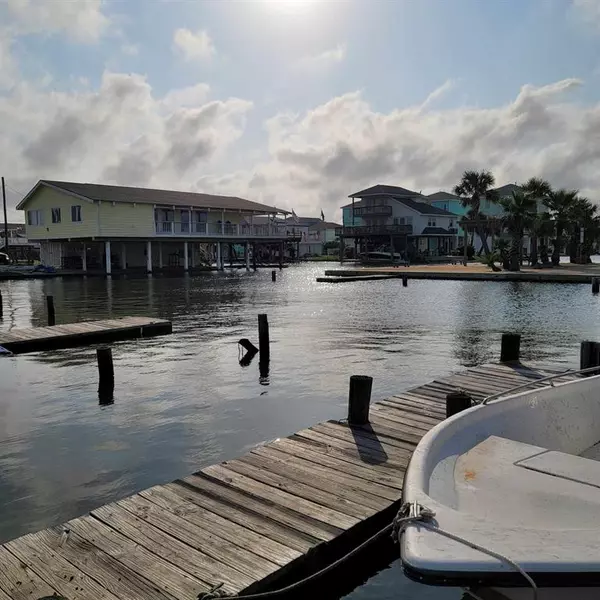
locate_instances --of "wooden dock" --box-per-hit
[0,316,172,354]
[0,361,579,599]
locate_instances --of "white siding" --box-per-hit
[40,241,63,268]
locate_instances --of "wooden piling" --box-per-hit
[258,314,270,364]
[402,274,408,287]
[272,270,276,282]
[252,243,257,272]
[580,340,600,374]
[500,333,520,362]
[97,347,114,402]
[238,338,258,354]
[46,295,55,326]
[0,290,3,319]
[593,278,600,294]
[279,241,284,270]
[348,375,373,425]
[446,390,472,418]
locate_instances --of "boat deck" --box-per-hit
[0,362,579,599]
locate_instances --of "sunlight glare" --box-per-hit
[263,0,318,14]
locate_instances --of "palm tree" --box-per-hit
[521,178,552,266]
[453,170,498,256]
[529,212,554,266]
[498,191,537,271]
[543,189,579,266]
[567,197,599,263]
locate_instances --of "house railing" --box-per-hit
[336,224,413,236]
[154,221,290,237]
[353,205,392,217]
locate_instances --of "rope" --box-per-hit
[396,502,538,600]
[197,520,394,599]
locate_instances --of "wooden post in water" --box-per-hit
[46,295,55,326]
[279,241,284,270]
[446,390,472,418]
[500,333,520,362]
[348,375,373,425]
[593,278,600,294]
[402,274,408,287]
[272,270,276,282]
[0,290,3,319]
[258,314,270,365]
[252,243,257,272]
[97,347,114,402]
[580,341,600,374]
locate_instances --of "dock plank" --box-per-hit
[0,317,172,353]
[0,361,574,599]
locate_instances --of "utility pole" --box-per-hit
[1,177,7,256]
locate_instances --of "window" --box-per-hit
[27,209,43,226]
[71,205,82,222]
[449,219,454,228]
[428,218,436,227]
[51,208,61,223]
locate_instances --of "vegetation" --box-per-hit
[453,170,498,256]
[454,171,600,271]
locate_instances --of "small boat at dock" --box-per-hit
[399,371,600,599]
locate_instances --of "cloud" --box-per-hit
[420,79,456,110]
[3,0,109,42]
[572,0,600,28]
[297,44,346,70]
[121,43,139,56]
[0,71,252,209]
[0,32,16,89]
[173,28,216,61]
[187,77,600,220]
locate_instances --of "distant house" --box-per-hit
[17,180,292,272]
[0,222,40,261]
[340,184,458,258]
[283,217,340,256]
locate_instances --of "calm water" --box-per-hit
[0,264,597,599]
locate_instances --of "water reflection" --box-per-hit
[0,265,599,600]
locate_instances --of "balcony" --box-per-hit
[336,224,413,237]
[154,221,291,238]
[353,205,392,217]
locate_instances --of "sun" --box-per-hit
[262,0,318,14]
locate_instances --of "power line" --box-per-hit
[5,184,25,197]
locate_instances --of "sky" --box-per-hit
[3,0,600,221]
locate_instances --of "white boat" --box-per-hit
[399,371,600,600]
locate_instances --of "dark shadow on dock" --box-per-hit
[348,423,389,466]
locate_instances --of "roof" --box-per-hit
[397,198,456,216]
[421,226,453,235]
[309,220,341,231]
[341,200,365,209]
[427,191,461,201]
[348,184,421,199]
[286,217,323,227]
[493,183,523,197]
[17,180,287,214]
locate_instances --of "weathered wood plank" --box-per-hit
[67,516,211,599]
[29,527,174,600]
[116,495,280,584]
[140,485,302,566]
[317,421,420,451]
[6,533,122,600]
[0,546,57,600]
[200,465,358,531]
[92,503,253,592]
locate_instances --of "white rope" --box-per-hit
[396,502,538,600]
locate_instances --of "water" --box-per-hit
[0,263,598,599]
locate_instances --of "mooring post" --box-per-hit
[500,333,521,362]
[402,274,408,287]
[252,243,257,272]
[580,340,600,374]
[258,314,270,364]
[272,270,276,282]
[446,390,473,418]
[97,347,114,402]
[46,295,56,326]
[348,375,373,425]
[0,290,3,319]
[593,278,600,294]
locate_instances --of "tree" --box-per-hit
[521,177,552,267]
[529,212,554,266]
[453,170,498,256]
[498,191,537,271]
[543,189,579,266]
[566,197,599,264]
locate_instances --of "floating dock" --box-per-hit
[0,316,172,354]
[0,361,579,599]
[321,267,596,284]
